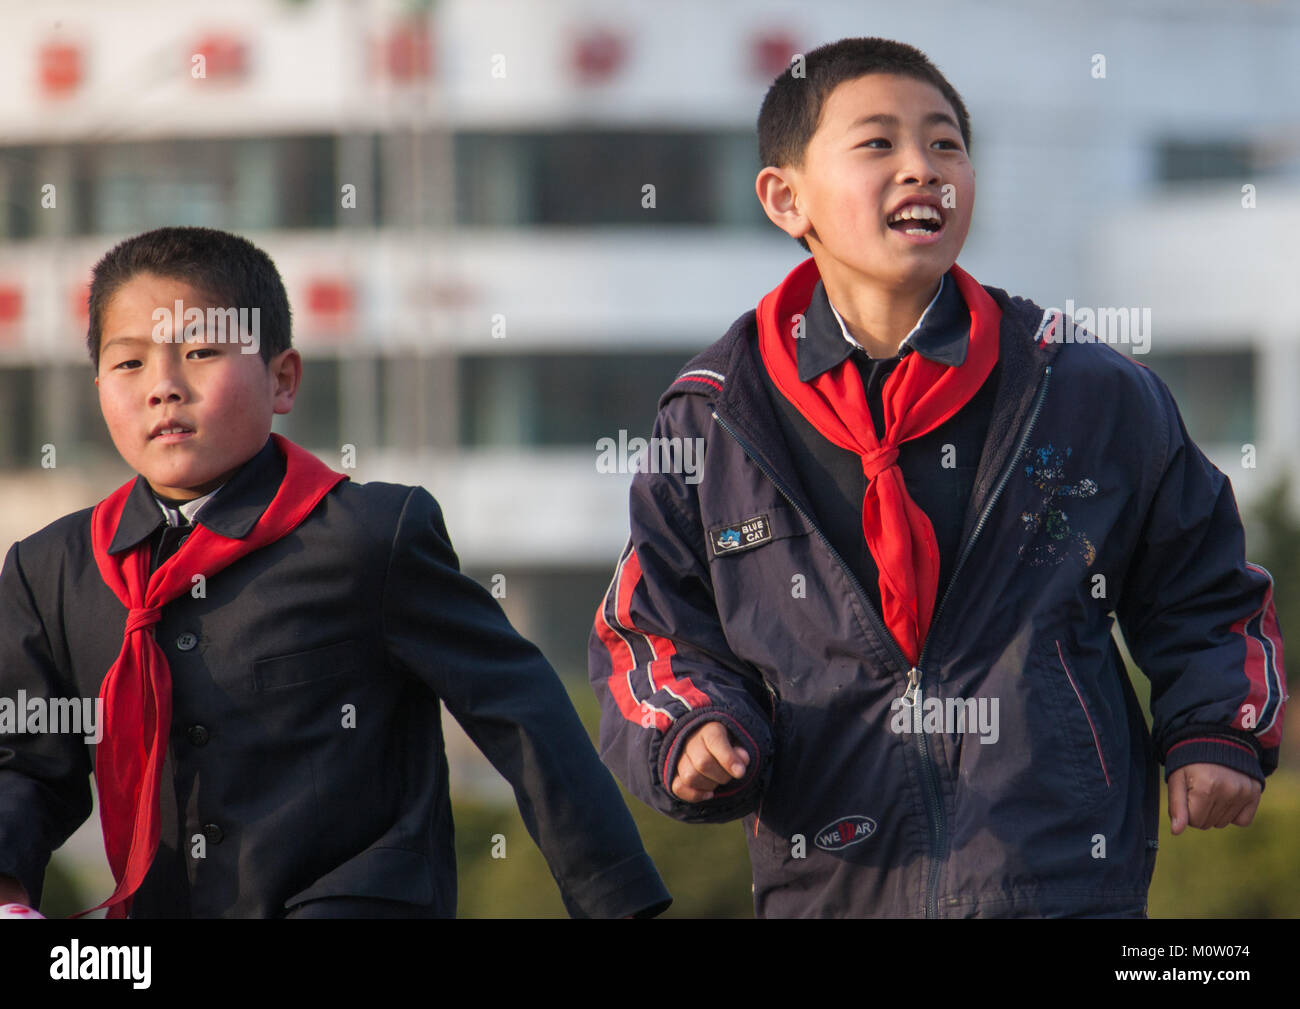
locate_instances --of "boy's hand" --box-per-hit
[1167,763,1262,834]
[671,720,749,802]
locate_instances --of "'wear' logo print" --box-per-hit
[814,815,877,852]
[1019,443,1097,567]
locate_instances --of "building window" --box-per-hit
[1156,140,1256,183]
[459,351,690,447]
[0,136,344,239]
[273,355,342,450]
[0,366,36,467]
[1139,349,1255,446]
[0,147,40,240]
[459,566,614,679]
[454,131,767,227]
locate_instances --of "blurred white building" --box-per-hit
[0,1,1296,831]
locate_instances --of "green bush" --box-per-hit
[453,797,753,918]
[1148,771,1300,918]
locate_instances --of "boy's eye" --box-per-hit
[113,359,141,370]
[857,138,961,151]
[187,347,219,359]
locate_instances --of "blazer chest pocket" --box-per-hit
[253,638,366,691]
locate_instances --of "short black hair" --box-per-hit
[757,38,972,252]
[87,226,292,371]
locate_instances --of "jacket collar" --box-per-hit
[798,273,967,381]
[664,281,1062,550]
[107,436,286,555]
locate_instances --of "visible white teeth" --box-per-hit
[888,204,942,224]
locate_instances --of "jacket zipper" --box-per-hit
[910,364,1052,916]
[710,362,1052,918]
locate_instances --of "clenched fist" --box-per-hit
[1167,763,1262,834]
[671,720,750,802]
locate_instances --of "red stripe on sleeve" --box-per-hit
[619,549,712,710]
[1231,568,1286,748]
[1166,737,1258,759]
[595,552,672,731]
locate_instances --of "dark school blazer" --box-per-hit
[0,437,670,917]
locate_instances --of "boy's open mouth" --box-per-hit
[150,421,195,441]
[886,204,944,236]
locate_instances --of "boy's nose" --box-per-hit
[146,361,188,404]
[897,166,941,187]
[896,146,942,186]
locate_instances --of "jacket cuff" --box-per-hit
[658,705,772,820]
[561,851,672,919]
[1162,731,1265,788]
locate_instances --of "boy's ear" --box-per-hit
[269,348,302,415]
[756,166,811,243]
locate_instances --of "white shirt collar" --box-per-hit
[154,486,222,528]
[826,274,946,360]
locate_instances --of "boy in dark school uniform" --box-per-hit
[590,38,1285,917]
[0,226,670,919]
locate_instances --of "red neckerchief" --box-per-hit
[78,434,346,919]
[757,258,1000,665]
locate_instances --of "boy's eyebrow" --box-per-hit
[848,111,961,133]
[100,334,156,353]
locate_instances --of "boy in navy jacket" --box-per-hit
[589,38,1285,917]
[0,226,670,918]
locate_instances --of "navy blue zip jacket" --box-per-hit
[589,278,1286,918]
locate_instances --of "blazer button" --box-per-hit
[176,632,198,652]
[187,725,210,747]
[203,823,224,845]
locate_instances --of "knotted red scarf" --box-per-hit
[757,258,1000,665]
[79,434,346,918]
